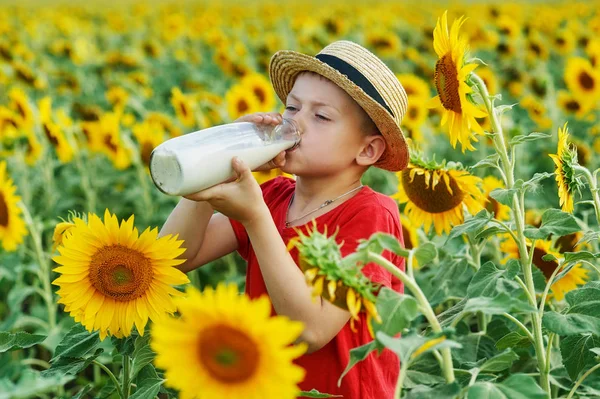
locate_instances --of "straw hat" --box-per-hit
[269,40,409,171]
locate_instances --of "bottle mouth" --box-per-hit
[282,118,302,149]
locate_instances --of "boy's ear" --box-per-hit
[356,135,386,166]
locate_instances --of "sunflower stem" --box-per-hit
[500,312,534,343]
[472,72,550,396]
[566,362,600,399]
[366,251,455,383]
[93,360,125,399]
[574,165,600,226]
[538,260,564,318]
[65,123,97,213]
[394,361,408,399]
[19,201,56,330]
[122,354,131,398]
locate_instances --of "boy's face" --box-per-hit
[281,72,375,177]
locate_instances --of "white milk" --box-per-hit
[150,140,293,196]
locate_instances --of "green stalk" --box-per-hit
[93,360,125,399]
[122,355,131,398]
[19,202,56,330]
[574,165,600,226]
[472,74,550,396]
[566,363,600,399]
[395,361,409,399]
[366,252,455,383]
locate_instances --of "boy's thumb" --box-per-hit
[232,157,251,179]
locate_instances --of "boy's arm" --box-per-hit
[245,212,351,353]
[159,198,238,273]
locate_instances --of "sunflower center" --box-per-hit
[89,245,153,301]
[555,233,578,253]
[253,87,266,104]
[237,99,249,114]
[179,102,188,118]
[565,99,580,112]
[578,71,595,91]
[141,142,154,166]
[485,195,501,217]
[43,124,60,147]
[531,246,559,280]
[402,169,465,213]
[199,324,259,383]
[401,225,414,249]
[434,54,462,113]
[0,193,9,227]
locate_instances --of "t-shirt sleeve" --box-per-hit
[229,177,288,261]
[335,204,405,290]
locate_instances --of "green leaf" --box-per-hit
[112,333,137,357]
[510,132,551,146]
[298,389,343,398]
[467,261,520,297]
[414,243,437,266]
[376,332,461,364]
[360,232,409,257]
[543,286,600,336]
[72,384,93,399]
[522,172,553,192]
[7,286,37,312]
[51,324,100,361]
[338,341,377,385]
[132,334,155,380]
[404,382,461,399]
[475,226,506,241]
[524,209,580,240]
[372,288,419,348]
[576,231,600,247]
[479,349,519,372]
[490,188,517,208]
[496,331,531,351]
[404,370,445,388]
[468,374,547,398]
[446,210,493,243]
[0,331,47,353]
[42,348,104,378]
[560,334,600,381]
[563,251,600,265]
[471,153,500,170]
[453,334,497,368]
[463,293,536,315]
[129,377,163,399]
[423,259,472,305]
[0,369,73,399]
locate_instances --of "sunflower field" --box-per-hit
[2,1,600,398]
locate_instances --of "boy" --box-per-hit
[159,40,409,398]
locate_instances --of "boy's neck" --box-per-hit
[292,174,364,213]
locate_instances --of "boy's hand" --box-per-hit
[235,112,286,171]
[183,157,267,226]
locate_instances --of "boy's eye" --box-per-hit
[285,105,298,111]
[316,114,330,121]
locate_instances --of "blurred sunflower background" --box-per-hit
[1,0,600,397]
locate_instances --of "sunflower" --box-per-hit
[482,176,511,221]
[38,97,75,163]
[564,57,600,101]
[52,220,76,252]
[52,209,189,340]
[520,95,552,130]
[553,29,576,56]
[252,169,295,185]
[427,11,487,153]
[226,83,260,121]
[132,120,166,167]
[287,223,381,334]
[396,73,430,100]
[365,29,401,58]
[402,97,428,129]
[24,131,42,165]
[106,86,129,111]
[0,106,21,140]
[525,32,550,64]
[171,87,196,128]
[8,87,35,130]
[500,238,588,301]
[549,123,582,213]
[557,90,594,118]
[97,113,132,170]
[240,73,276,112]
[151,284,306,399]
[393,161,485,235]
[0,161,27,252]
[146,112,182,138]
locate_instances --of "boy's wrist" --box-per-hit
[241,203,271,230]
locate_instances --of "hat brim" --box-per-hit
[269,50,409,172]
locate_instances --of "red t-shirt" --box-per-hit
[229,176,405,399]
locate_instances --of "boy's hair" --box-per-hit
[296,71,380,137]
